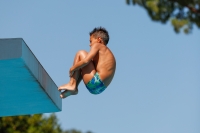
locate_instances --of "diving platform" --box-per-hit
[0,38,62,117]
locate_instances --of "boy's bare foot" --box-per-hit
[60,89,78,99]
[58,82,76,92]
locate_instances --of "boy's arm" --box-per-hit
[69,43,99,76]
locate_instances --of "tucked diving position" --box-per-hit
[58,27,116,98]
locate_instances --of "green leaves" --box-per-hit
[146,0,159,13]
[0,114,92,133]
[126,0,200,34]
[0,114,62,133]
[171,18,190,33]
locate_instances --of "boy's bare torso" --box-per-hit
[92,44,116,87]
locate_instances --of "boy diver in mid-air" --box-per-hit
[58,27,116,98]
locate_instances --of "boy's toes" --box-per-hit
[60,90,70,99]
[60,94,64,99]
[60,90,78,99]
[58,87,63,91]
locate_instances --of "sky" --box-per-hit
[0,1,200,133]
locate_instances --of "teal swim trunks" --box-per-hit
[85,72,107,94]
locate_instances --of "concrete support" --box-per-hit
[0,38,62,117]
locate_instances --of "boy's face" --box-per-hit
[89,36,101,47]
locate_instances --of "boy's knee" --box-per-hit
[77,50,88,57]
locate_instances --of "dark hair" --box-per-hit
[89,27,109,45]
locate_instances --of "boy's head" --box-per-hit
[89,27,109,45]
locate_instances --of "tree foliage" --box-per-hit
[0,114,92,133]
[126,0,200,33]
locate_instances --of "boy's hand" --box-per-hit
[69,68,75,77]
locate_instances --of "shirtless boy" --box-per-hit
[58,27,116,98]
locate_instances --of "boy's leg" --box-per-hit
[59,70,81,98]
[59,50,96,98]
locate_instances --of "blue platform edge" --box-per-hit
[0,38,62,117]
